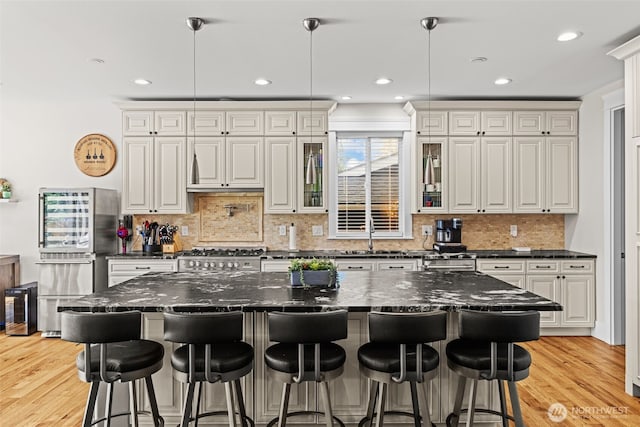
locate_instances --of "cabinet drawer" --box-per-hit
[261,260,292,272]
[476,259,525,273]
[377,261,418,271]
[561,260,594,274]
[526,260,560,274]
[335,261,375,271]
[109,260,177,273]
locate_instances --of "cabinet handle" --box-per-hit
[569,265,585,269]
[541,131,545,135]
[387,266,405,269]
[494,266,510,269]
[149,131,153,135]
[325,209,329,213]
[324,131,328,135]
[135,266,151,270]
[226,131,230,135]
[536,265,552,269]
[347,266,364,269]
[482,209,486,213]
[557,275,561,279]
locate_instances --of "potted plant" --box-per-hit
[1,181,11,199]
[288,258,337,288]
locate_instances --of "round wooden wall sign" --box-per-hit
[74,134,117,177]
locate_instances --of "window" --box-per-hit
[329,132,411,238]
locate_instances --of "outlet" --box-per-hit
[312,225,323,236]
[422,225,433,236]
[510,224,518,237]
[278,225,287,236]
[181,226,189,236]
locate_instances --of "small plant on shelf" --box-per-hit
[1,181,12,199]
[288,258,337,288]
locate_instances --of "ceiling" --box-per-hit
[1,0,640,103]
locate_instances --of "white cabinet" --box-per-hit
[297,137,328,213]
[187,111,225,136]
[265,111,297,135]
[264,137,297,213]
[513,111,577,136]
[513,136,578,213]
[297,111,328,136]
[226,111,264,135]
[122,137,188,214]
[476,259,526,288]
[335,260,376,271]
[187,137,225,189]
[449,111,511,136]
[417,137,448,213]
[227,137,264,187]
[123,111,186,136]
[449,137,511,213]
[108,259,178,286]
[416,111,448,136]
[335,259,419,272]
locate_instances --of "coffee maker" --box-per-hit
[433,218,467,253]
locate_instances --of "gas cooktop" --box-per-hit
[181,247,265,257]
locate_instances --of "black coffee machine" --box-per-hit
[433,218,467,253]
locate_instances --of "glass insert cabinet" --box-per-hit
[298,137,327,213]
[417,137,447,212]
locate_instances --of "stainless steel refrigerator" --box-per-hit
[37,188,118,337]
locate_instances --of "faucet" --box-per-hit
[368,217,375,253]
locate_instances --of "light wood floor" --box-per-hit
[1,334,639,426]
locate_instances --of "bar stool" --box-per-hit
[264,310,348,427]
[445,310,540,427]
[163,311,254,427]
[60,310,164,427]
[357,311,446,427]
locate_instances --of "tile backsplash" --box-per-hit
[133,193,565,251]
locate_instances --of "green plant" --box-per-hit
[1,182,10,192]
[288,258,336,272]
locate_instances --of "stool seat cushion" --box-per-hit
[446,339,531,373]
[77,340,164,374]
[171,342,254,374]
[265,343,346,374]
[358,343,439,374]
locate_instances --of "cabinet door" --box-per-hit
[297,137,328,213]
[155,137,187,213]
[123,111,153,136]
[297,111,328,135]
[187,110,225,136]
[416,111,448,136]
[481,137,512,213]
[155,111,186,136]
[187,137,225,189]
[547,111,577,135]
[481,111,512,135]
[265,111,297,135]
[526,275,560,326]
[546,137,578,213]
[226,111,264,135]
[513,111,545,135]
[562,274,594,327]
[449,137,480,213]
[513,137,545,213]
[226,137,264,187]
[264,137,296,213]
[417,137,447,213]
[122,137,153,213]
[449,111,480,135]
[334,260,376,271]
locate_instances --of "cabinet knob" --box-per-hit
[155,131,158,135]
[557,275,560,279]
[221,184,225,187]
[292,131,296,135]
[417,131,421,135]
[482,209,486,212]
[292,209,296,213]
[476,131,480,135]
[417,209,421,213]
[324,131,328,135]
[562,275,566,279]
[226,131,229,135]
[477,209,481,213]
[482,131,486,135]
[149,131,153,135]
[541,131,545,135]
[221,132,225,135]
[325,209,329,213]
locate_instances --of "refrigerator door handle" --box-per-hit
[36,259,93,265]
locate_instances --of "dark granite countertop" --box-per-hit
[472,250,595,259]
[58,270,562,313]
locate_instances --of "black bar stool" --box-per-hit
[163,311,254,427]
[445,310,540,427]
[357,311,446,427]
[61,310,164,427]
[265,310,348,427]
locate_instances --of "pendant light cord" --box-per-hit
[309,26,313,142]
[427,26,431,144]
[193,27,197,132]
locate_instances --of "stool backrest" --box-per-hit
[268,310,348,344]
[61,311,141,343]
[458,310,540,343]
[368,311,446,344]
[164,311,243,344]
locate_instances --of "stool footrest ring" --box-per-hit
[446,408,515,427]
[91,411,164,426]
[186,410,254,427]
[266,410,345,427]
[358,411,436,427]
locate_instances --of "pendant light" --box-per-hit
[187,17,204,185]
[303,18,320,196]
[421,17,438,187]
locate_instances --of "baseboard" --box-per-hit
[540,327,592,336]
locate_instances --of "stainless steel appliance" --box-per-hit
[434,218,467,253]
[178,247,264,272]
[5,282,38,336]
[37,188,118,337]
[422,252,476,271]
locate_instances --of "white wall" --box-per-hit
[0,96,122,283]
[565,79,624,343]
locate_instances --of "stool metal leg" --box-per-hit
[364,380,378,427]
[450,376,467,427]
[144,376,162,427]
[409,382,421,427]
[105,382,114,427]
[83,382,100,427]
[181,382,196,427]
[195,382,203,427]
[225,382,238,427]
[507,381,524,427]
[465,379,478,427]
[233,379,249,427]
[277,383,291,427]
[375,382,387,427]
[319,381,334,427]
[497,380,508,427]
[129,381,139,427]
[418,381,432,427]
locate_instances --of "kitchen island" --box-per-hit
[58,270,560,426]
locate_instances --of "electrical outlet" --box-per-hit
[422,225,433,236]
[278,225,287,236]
[181,226,189,236]
[510,225,518,237]
[312,225,323,236]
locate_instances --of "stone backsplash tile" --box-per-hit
[133,193,564,251]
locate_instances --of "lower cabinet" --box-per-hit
[108,259,178,286]
[476,259,526,289]
[335,259,419,272]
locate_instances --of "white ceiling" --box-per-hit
[1,0,639,103]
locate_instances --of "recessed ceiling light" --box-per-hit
[89,58,105,64]
[557,31,582,42]
[470,57,488,63]
[394,95,405,100]
[375,77,393,85]
[254,78,272,86]
[134,79,152,86]
[341,96,352,100]
[494,78,512,85]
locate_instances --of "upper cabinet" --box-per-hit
[416,111,448,136]
[449,111,511,136]
[297,111,329,135]
[513,111,577,135]
[226,111,264,135]
[265,111,297,135]
[123,111,186,136]
[187,111,225,136]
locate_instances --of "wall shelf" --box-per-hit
[0,199,18,203]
